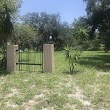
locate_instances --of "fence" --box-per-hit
[6,44,54,73]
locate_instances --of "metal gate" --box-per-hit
[18,45,43,72]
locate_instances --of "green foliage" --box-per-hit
[22,12,61,43]
[12,23,37,50]
[0,0,22,12]
[84,0,110,51]
[57,22,74,49]
[0,4,12,70]
[22,12,74,50]
[0,47,7,71]
[72,17,89,50]
[0,0,23,43]
[0,0,22,70]
[64,46,82,73]
[0,4,13,44]
[82,39,103,51]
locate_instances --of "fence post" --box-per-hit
[7,45,18,72]
[43,44,54,73]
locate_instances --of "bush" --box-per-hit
[64,46,82,73]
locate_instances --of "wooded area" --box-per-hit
[0,0,110,51]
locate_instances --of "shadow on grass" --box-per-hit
[79,54,110,72]
[0,71,10,76]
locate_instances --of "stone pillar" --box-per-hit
[43,44,54,73]
[7,45,18,72]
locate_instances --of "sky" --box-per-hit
[20,0,87,24]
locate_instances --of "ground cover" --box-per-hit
[0,51,110,110]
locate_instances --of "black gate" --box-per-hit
[18,45,43,72]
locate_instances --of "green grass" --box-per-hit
[18,51,43,71]
[0,51,110,110]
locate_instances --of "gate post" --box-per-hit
[43,44,54,73]
[7,45,18,73]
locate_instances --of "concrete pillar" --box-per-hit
[43,44,54,73]
[7,45,18,72]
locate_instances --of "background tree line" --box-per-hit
[0,0,110,51]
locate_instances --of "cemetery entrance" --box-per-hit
[18,44,43,72]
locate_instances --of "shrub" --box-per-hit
[64,46,82,73]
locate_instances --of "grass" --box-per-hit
[18,51,43,71]
[0,51,110,110]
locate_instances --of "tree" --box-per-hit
[0,0,22,13]
[57,22,74,48]
[0,0,22,44]
[84,0,110,51]
[22,12,61,43]
[0,0,22,70]
[12,23,36,50]
[72,17,89,50]
[65,46,81,73]
[22,12,71,49]
[73,18,89,40]
[0,4,13,44]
